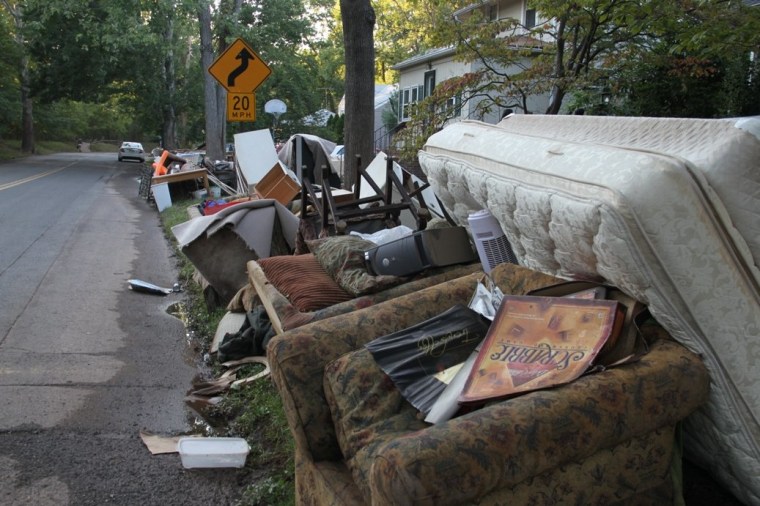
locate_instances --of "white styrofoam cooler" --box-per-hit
[177,437,250,468]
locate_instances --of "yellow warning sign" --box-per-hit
[227,93,255,122]
[208,38,271,93]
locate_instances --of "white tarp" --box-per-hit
[277,134,337,186]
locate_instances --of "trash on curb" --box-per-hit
[177,437,250,468]
[128,279,182,295]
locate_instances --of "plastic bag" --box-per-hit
[349,225,414,245]
[365,304,491,415]
[468,274,504,320]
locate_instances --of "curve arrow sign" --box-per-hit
[228,48,254,88]
[208,38,271,93]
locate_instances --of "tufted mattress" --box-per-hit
[419,115,760,505]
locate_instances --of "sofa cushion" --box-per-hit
[319,264,563,459]
[308,235,405,297]
[324,346,428,500]
[325,337,709,505]
[258,253,352,312]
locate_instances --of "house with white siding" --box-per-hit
[391,0,551,125]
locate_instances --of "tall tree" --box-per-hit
[2,0,33,152]
[198,0,225,160]
[24,0,148,102]
[0,6,20,139]
[340,0,375,189]
[391,0,760,161]
[445,0,652,115]
[18,0,167,145]
[160,3,179,148]
[373,0,452,83]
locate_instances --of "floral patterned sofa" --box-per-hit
[266,262,710,505]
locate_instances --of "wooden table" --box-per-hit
[151,169,210,194]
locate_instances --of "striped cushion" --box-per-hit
[258,254,352,312]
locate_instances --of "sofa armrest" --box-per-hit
[267,270,485,462]
[368,338,710,506]
[248,259,483,334]
[267,262,561,463]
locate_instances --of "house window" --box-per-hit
[399,84,425,121]
[525,9,536,28]
[440,93,462,118]
[488,4,498,21]
[424,71,436,98]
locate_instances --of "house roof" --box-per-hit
[337,84,397,115]
[452,1,495,19]
[373,84,397,107]
[391,46,457,71]
[392,33,544,72]
[302,108,335,127]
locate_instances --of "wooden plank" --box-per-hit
[246,260,285,336]
[152,169,210,193]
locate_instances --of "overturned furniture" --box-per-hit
[267,262,710,505]
[298,154,433,241]
[419,114,760,505]
[171,199,299,304]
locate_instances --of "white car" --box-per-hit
[118,142,146,163]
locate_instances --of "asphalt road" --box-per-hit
[0,153,246,505]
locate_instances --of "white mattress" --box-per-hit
[419,115,760,505]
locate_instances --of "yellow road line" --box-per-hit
[0,166,69,191]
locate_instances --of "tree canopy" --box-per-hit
[0,0,757,156]
[393,0,760,160]
[0,0,347,152]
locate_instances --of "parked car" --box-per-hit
[118,142,146,163]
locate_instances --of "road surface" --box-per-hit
[0,153,246,505]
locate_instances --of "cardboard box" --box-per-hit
[254,163,301,205]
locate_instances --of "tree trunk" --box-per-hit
[545,15,567,115]
[340,0,376,190]
[5,1,35,152]
[20,52,34,153]
[198,1,225,161]
[162,12,178,150]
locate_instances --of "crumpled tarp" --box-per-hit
[172,199,299,304]
[277,133,339,187]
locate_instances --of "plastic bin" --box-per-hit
[177,437,250,468]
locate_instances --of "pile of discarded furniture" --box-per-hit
[170,129,451,393]
[268,262,709,504]
[171,115,760,506]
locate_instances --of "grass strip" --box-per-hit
[159,199,295,506]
